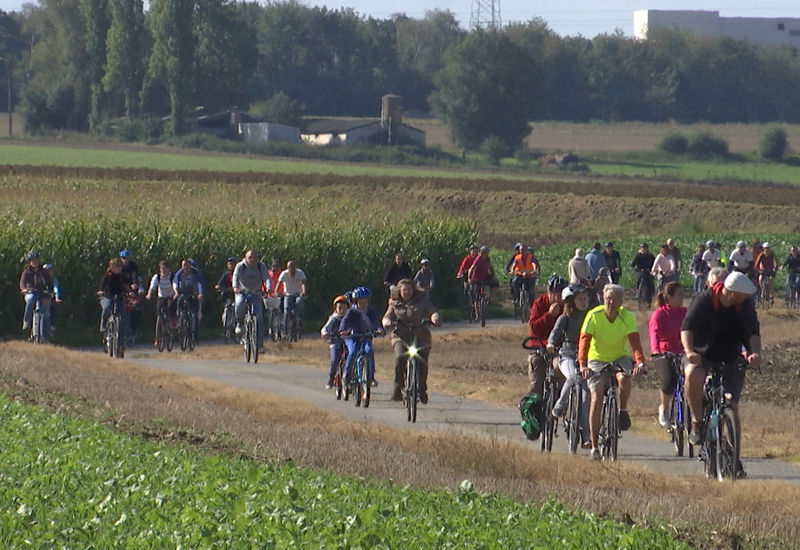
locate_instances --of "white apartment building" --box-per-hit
[634,10,800,48]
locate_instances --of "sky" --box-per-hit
[2,0,800,38]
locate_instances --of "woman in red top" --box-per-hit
[648,282,687,428]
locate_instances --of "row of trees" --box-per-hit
[2,1,800,150]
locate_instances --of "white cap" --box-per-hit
[736,240,746,248]
[706,240,715,247]
[724,271,757,294]
[763,242,771,249]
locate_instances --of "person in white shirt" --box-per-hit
[278,260,308,327]
[729,241,754,275]
[145,260,177,327]
[702,240,722,269]
[650,244,677,290]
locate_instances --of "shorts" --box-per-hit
[587,356,633,393]
[683,356,747,402]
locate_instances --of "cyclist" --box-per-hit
[233,250,272,350]
[602,242,622,284]
[585,242,605,283]
[120,249,143,341]
[527,276,569,397]
[467,246,500,303]
[690,243,709,296]
[382,278,442,403]
[547,284,591,448]
[414,259,435,292]
[278,260,308,330]
[511,244,539,304]
[750,239,763,270]
[666,239,682,278]
[383,253,413,293]
[702,240,722,269]
[729,241,754,276]
[578,284,646,460]
[682,271,760,477]
[651,243,678,290]
[754,242,777,302]
[341,287,383,388]
[215,257,237,304]
[19,251,53,333]
[456,246,479,279]
[145,260,177,330]
[630,243,655,306]
[649,282,686,428]
[267,260,282,296]
[781,246,800,299]
[504,243,522,274]
[321,295,350,389]
[97,257,133,335]
[568,248,590,285]
[173,258,205,342]
[42,263,62,332]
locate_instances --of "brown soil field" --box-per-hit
[2,341,799,549]
[409,118,800,155]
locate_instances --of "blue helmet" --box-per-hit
[119,249,132,258]
[352,287,371,299]
[547,276,568,293]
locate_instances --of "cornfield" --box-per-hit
[0,178,476,338]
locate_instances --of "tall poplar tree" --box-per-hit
[103,0,146,119]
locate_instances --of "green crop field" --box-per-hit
[586,158,800,185]
[0,395,688,548]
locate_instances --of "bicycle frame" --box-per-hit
[597,362,624,461]
[700,360,746,481]
[30,291,52,344]
[347,333,375,408]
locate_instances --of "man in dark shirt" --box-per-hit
[383,253,413,291]
[630,243,656,306]
[602,242,622,284]
[681,271,761,458]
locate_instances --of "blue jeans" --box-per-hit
[329,342,344,380]
[100,296,130,336]
[512,276,536,301]
[344,337,375,383]
[235,293,264,348]
[24,293,51,338]
[283,295,305,327]
[692,274,707,294]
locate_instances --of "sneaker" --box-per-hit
[234,323,243,335]
[581,441,593,449]
[22,321,30,331]
[590,448,601,461]
[552,402,565,418]
[658,405,670,428]
[619,410,631,431]
[325,379,334,390]
[420,391,428,405]
[370,379,379,387]
[689,422,704,445]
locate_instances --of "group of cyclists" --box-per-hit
[18,248,309,352]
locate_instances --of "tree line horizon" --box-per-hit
[1,1,800,150]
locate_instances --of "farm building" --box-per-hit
[634,10,800,48]
[240,122,300,144]
[300,95,426,147]
[191,109,262,137]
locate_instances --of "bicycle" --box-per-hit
[154,300,174,353]
[459,277,475,322]
[219,290,236,343]
[655,352,693,457]
[282,295,302,342]
[757,273,774,310]
[263,296,282,342]
[177,294,198,352]
[785,271,799,308]
[562,360,586,455]
[635,272,652,311]
[596,362,626,461]
[103,294,126,359]
[331,343,347,401]
[514,274,534,324]
[697,359,749,481]
[396,320,431,423]
[523,338,559,452]
[471,283,489,328]
[28,290,52,344]
[241,291,261,363]
[344,331,380,408]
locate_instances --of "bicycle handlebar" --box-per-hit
[522,337,555,354]
[342,330,384,338]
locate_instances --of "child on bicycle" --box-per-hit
[321,295,350,389]
[648,282,686,428]
[340,287,383,387]
[547,284,591,448]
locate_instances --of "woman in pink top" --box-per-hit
[648,282,687,428]
[650,244,677,291]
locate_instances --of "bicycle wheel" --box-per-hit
[335,359,344,400]
[411,359,418,423]
[480,296,487,328]
[715,407,740,481]
[250,316,259,364]
[405,360,413,422]
[117,315,126,358]
[223,305,234,343]
[32,312,43,344]
[104,320,113,356]
[179,314,188,351]
[355,355,365,407]
[682,395,694,459]
[543,382,556,452]
[670,393,684,457]
[156,316,165,352]
[608,395,619,461]
[566,387,581,454]
[243,314,252,362]
[520,289,530,323]
[188,314,196,351]
[111,316,122,358]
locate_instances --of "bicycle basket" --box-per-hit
[518,392,542,441]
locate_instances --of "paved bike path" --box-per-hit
[129,355,800,482]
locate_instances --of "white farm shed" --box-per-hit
[240,122,301,144]
[300,118,426,147]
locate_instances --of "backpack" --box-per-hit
[518,391,543,441]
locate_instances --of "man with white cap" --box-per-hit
[681,271,761,477]
[702,240,722,269]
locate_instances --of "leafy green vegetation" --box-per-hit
[0,395,689,548]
